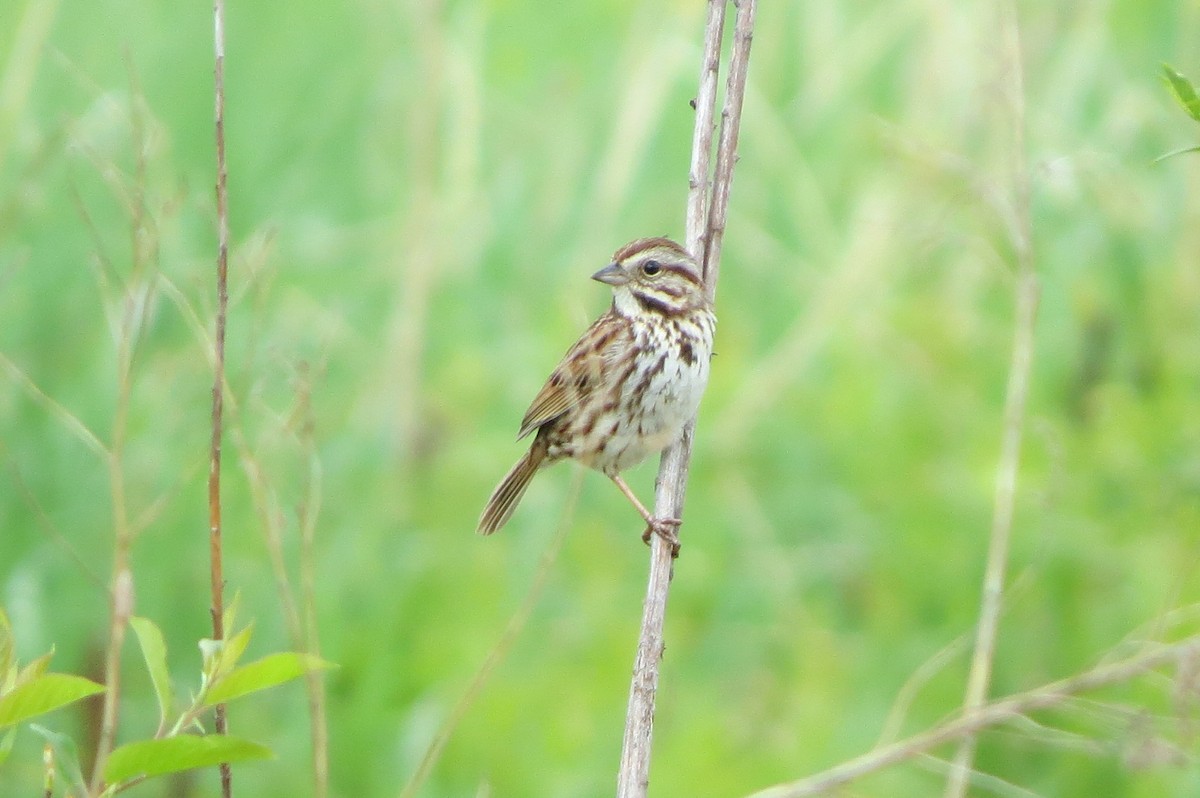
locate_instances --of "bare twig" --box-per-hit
[295,365,330,798]
[945,7,1038,796]
[7,465,107,592]
[616,3,725,792]
[389,0,444,473]
[0,0,59,174]
[746,639,1200,798]
[701,0,755,301]
[87,65,154,796]
[682,0,726,261]
[228,363,331,796]
[617,2,756,796]
[210,0,232,795]
[0,353,108,458]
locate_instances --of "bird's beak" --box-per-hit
[591,262,629,286]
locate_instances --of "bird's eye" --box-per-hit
[641,260,662,276]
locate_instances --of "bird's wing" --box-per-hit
[517,311,624,439]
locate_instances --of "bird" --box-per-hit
[478,237,715,554]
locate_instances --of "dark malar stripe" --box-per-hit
[633,291,683,316]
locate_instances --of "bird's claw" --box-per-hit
[641,517,682,557]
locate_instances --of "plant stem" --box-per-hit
[88,63,152,797]
[617,2,756,795]
[210,0,232,795]
[748,639,1198,798]
[944,7,1037,796]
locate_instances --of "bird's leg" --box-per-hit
[608,473,682,557]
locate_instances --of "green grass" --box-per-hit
[2,0,1199,795]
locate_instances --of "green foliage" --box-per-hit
[30,724,90,797]
[203,653,335,707]
[1156,63,1200,159]
[199,625,255,693]
[0,611,105,736]
[2,607,330,792]
[1161,63,1200,121]
[0,674,106,730]
[104,735,273,783]
[126,616,328,784]
[130,616,172,729]
[1,0,1198,796]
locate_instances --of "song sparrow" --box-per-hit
[478,237,715,554]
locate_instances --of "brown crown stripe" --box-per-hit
[610,239,705,290]
[612,236,690,262]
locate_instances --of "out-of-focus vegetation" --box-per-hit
[1,0,1198,795]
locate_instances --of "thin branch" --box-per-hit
[0,0,59,175]
[945,7,1038,796]
[88,67,154,796]
[6,464,107,592]
[617,2,725,792]
[746,639,1200,798]
[0,353,109,458]
[701,0,755,302]
[617,2,756,796]
[682,0,726,261]
[293,363,329,798]
[210,0,232,795]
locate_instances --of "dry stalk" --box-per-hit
[225,367,330,797]
[295,367,331,798]
[87,64,154,796]
[617,2,757,795]
[747,638,1200,798]
[944,7,1038,796]
[209,0,233,794]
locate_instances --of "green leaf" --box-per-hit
[16,649,54,686]
[222,591,242,636]
[0,673,105,728]
[0,609,12,690]
[104,734,272,783]
[0,727,14,766]
[130,616,173,726]
[204,652,335,706]
[200,623,254,685]
[29,724,88,798]
[1162,63,1200,122]
[1154,144,1200,163]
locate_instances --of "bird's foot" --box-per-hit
[641,517,682,558]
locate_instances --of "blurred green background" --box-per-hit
[2,0,1199,795]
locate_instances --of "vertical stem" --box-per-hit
[944,6,1038,796]
[89,326,133,793]
[88,61,150,797]
[701,0,754,303]
[297,371,330,798]
[210,0,232,795]
[616,1,724,791]
[683,0,727,262]
[617,2,756,795]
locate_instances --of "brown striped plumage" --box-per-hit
[478,237,715,552]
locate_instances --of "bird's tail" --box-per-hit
[478,441,547,535]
